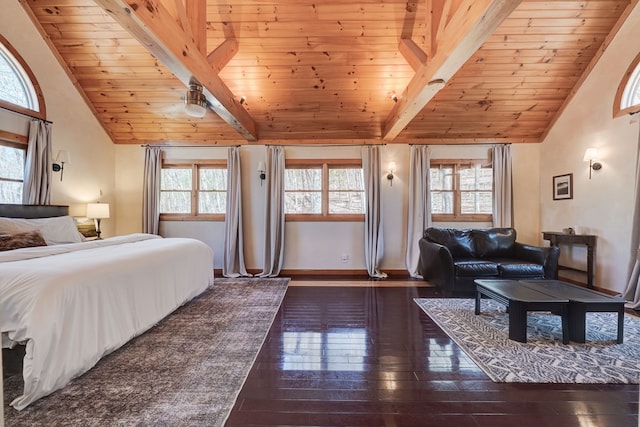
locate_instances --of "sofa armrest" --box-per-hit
[419,238,455,290]
[513,242,560,279]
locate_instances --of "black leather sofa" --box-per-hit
[418,227,560,295]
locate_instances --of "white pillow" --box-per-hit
[0,216,85,245]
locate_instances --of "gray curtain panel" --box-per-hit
[492,144,513,228]
[142,146,162,235]
[622,124,640,308]
[22,119,52,205]
[405,145,432,278]
[223,146,250,277]
[259,146,285,277]
[362,146,387,278]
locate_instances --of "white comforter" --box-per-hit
[0,233,214,410]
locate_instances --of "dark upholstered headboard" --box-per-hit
[0,204,69,218]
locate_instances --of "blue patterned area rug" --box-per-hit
[414,298,640,384]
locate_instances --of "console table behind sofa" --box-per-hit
[542,232,597,289]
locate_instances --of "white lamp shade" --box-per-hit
[184,102,207,118]
[583,148,599,162]
[55,150,70,164]
[257,160,266,172]
[86,203,110,219]
[388,161,396,173]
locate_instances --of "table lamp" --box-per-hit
[86,202,110,240]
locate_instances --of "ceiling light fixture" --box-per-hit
[184,81,208,118]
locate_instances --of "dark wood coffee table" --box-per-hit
[519,280,626,343]
[474,279,570,344]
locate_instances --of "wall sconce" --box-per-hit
[86,202,110,240]
[257,160,266,186]
[52,150,70,181]
[184,81,208,118]
[583,148,602,179]
[387,161,396,186]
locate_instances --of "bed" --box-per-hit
[0,204,214,410]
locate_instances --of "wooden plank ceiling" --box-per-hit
[22,0,633,145]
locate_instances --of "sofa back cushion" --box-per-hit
[473,228,516,258]
[424,228,476,258]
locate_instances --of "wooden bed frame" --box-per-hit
[0,204,68,218]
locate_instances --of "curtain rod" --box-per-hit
[140,144,241,148]
[140,142,510,148]
[0,106,53,124]
[408,143,510,146]
[142,143,372,148]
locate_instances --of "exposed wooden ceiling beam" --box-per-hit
[208,39,238,74]
[186,0,207,55]
[399,39,427,72]
[425,0,443,58]
[383,0,523,141]
[94,0,257,141]
[154,1,206,55]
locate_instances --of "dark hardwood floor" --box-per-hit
[226,285,639,427]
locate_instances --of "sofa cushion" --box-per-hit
[473,228,516,258]
[424,228,476,258]
[496,261,544,278]
[454,260,499,277]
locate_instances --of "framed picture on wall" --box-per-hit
[553,173,573,200]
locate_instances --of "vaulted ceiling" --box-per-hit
[21,0,635,145]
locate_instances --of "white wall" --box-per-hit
[113,142,540,273]
[540,5,640,292]
[1,1,116,236]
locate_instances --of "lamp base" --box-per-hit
[95,218,103,240]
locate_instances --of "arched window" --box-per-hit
[0,36,46,204]
[0,35,45,119]
[614,51,640,117]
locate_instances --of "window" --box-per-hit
[430,160,493,222]
[614,51,640,117]
[0,142,26,204]
[0,36,44,118]
[160,160,227,220]
[285,159,365,221]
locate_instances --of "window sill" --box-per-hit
[432,214,493,222]
[285,214,365,222]
[160,214,225,222]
